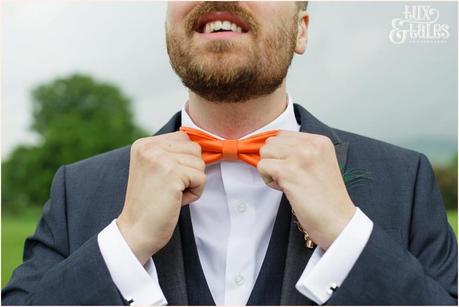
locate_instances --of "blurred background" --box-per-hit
[1,1,457,287]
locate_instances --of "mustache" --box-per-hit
[184,1,259,36]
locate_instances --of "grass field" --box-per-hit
[1,211,42,287]
[1,210,458,288]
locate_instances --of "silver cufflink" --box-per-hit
[327,282,338,295]
[126,297,135,306]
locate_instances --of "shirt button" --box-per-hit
[234,274,245,286]
[234,200,247,213]
[237,202,247,213]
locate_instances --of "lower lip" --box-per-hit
[196,31,246,40]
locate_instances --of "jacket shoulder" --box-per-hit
[63,145,131,186]
[67,145,130,168]
[334,128,424,161]
[332,128,428,183]
[56,146,132,242]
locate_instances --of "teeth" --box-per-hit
[203,20,244,33]
[222,21,231,30]
[214,20,222,31]
[205,23,213,33]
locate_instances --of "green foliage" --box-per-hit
[434,154,458,211]
[2,146,53,214]
[2,210,42,287]
[2,74,147,212]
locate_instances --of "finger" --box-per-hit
[173,153,206,172]
[158,140,202,157]
[276,130,299,137]
[167,131,192,141]
[257,158,283,191]
[277,131,332,146]
[259,143,291,160]
[135,135,202,157]
[269,130,324,143]
[177,165,207,205]
[265,133,301,147]
[277,130,315,138]
[140,131,189,143]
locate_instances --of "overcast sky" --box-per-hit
[2,1,457,163]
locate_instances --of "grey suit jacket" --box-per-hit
[2,104,457,305]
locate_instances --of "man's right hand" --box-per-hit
[116,132,206,265]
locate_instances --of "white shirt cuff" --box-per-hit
[97,219,168,306]
[295,207,373,305]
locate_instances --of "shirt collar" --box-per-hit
[180,95,300,140]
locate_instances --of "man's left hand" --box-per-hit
[258,130,356,250]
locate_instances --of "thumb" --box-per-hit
[257,159,283,191]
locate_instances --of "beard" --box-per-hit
[166,2,298,103]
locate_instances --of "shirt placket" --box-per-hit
[220,161,257,305]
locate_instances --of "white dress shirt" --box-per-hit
[98,95,374,306]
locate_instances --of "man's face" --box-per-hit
[166,2,305,103]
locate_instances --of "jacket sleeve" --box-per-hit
[326,154,458,305]
[1,166,128,305]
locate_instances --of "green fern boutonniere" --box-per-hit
[339,163,372,188]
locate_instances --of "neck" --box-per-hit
[187,80,288,139]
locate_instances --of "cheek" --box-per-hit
[166,3,199,28]
[247,2,294,23]
[253,8,296,41]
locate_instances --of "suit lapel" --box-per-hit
[152,226,188,305]
[280,104,349,305]
[293,103,349,168]
[151,111,189,305]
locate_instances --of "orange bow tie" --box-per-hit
[180,127,279,167]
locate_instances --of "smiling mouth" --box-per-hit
[195,11,250,34]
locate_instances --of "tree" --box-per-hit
[434,154,458,211]
[2,74,147,212]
